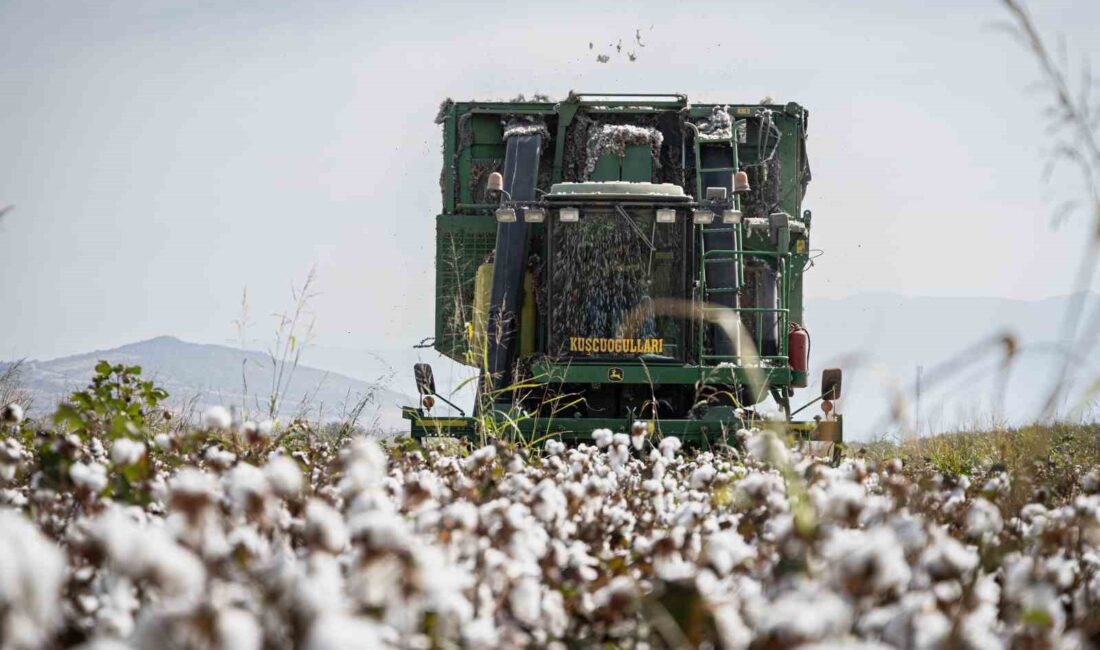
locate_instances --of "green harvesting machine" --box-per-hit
[404,93,842,445]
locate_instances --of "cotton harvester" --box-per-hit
[403,93,842,444]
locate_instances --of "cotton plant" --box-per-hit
[2,401,1100,647]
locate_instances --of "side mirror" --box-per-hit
[821,368,842,400]
[414,363,437,396]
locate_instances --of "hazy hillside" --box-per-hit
[5,294,1096,441]
[2,336,411,432]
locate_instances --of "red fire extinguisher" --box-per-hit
[788,323,809,387]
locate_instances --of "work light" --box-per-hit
[722,209,743,224]
[524,207,546,223]
[655,208,677,223]
[693,209,715,225]
[495,207,517,223]
[558,207,580,223]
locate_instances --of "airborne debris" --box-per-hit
[596,54,610,63]
[635,28,645,47]
[628,51,637,62]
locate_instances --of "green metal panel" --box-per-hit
[529,361,792,386]
[434,214,498,363]
[622,144,652,181]
[442,103,457,213]
[590,154,620,181]
[470,114,503,144]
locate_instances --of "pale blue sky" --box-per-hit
[2,0,1098,361]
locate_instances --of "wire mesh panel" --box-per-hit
[435,215,497,362]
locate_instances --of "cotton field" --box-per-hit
[2,406,1100,649]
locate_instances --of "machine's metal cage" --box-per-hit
[410,93,840,444]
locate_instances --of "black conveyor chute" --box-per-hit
[484,133,542,395]
[700,145,738,357]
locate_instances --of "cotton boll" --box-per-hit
[153,433,172,450]
[70,461,108,493]
[215,608,262,650]
[224,462,271,521]
[755,584,852,644]
[204,446,237,469]
[202,405,232,431]
[704,529,754,576]
[305,614,388,650]
[305,499,349,553]
[169,467,218,516]
[509,577,542,627]
[592,429,613,449]
[608,443,629,472]
[0,510,65,649]
[691,464,716,490]
[264,455,303,498]
[920,529,978,581]
[658,437,682,460]
[745,429,789,466]
[544,440,565,456]
[630,421,647,450]
[824,528,912,597]
[965,498,1004,539]
[462,617,500,650]
[1,403,25,425]
[341,437,390,494]
[443,501,479,531]
[258,419,277,438]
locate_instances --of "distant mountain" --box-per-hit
[1,336,412,432]
[6,293,1097,441]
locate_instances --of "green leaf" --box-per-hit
[95,360,112,375]
[53,403,86,429]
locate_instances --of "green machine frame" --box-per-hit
[405,92,841,445]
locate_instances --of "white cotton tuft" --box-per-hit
[306,499,349,553]
[264,455,303,497]
[690,464,716,489]
[1,403,24,425]
[0,510,65,648]
[202,405,232,431]
[110,438,146,467]
[592,428,613,449]
[70,461,108,493]
[304,614,386,650]
[745,429,789,466]
[966,498,1004,538]
[509,577,542,626]
[658,437,682,459]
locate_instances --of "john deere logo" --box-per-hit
[608,368,624,382]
